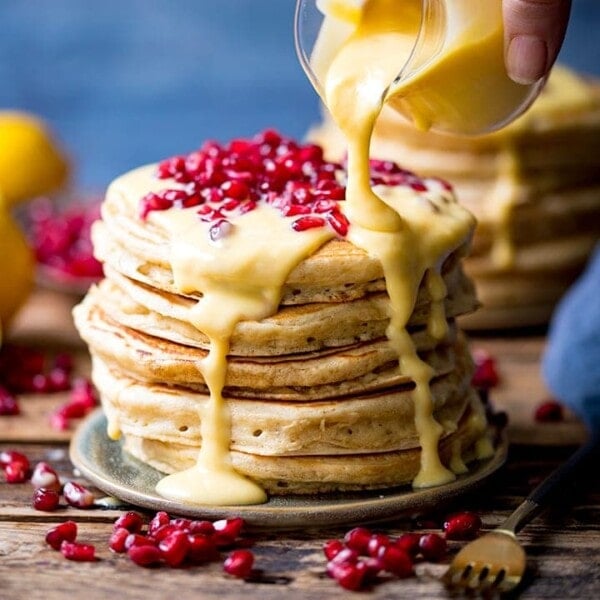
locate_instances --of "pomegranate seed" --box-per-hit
[109,528,130,553]
[46,521,78,550]
[535,399,564,423]
[113,511,144,533]
[223,549,254,579]
[188,520,215,536]
[329,561,367,591]
[344,527,372,554]
[33,487,60,511]
[221,180,249,200]
[362,556,383,580]
[60,540,96,562]
[326,210,349,236]
[329,547,359,565]
[0,386,20,415]
[124,534,156,550]
[148,511,170,536]
[187,534,219,563]
[53,353,73,372]
[323,539,345,560]
[367,533,391,557]
[443,511,482,540]
[63,481,95,508]
[49,412,70,431]
[394,533,422,557]
[151,524,180,543]
[0,450,30,470]
[169,518,192,531]
[159,530,190,567]
[418,533,447,561]
[48,368,71,392]
[128,545,163,567]
[212,517,244,546]
[4,461,29,483]
[471,350,499,389]
[409,181,428,192]
[379,546,413,577]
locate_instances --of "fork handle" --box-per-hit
[500,434,600,534]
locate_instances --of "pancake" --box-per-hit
[74,129,493,502]
[310,66,600,328]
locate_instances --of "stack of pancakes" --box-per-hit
[311,66,600,329]
[74,135,492,496]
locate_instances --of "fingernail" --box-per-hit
[506,35,548,85]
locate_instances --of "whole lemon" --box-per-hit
[0,111,69,207]
[0,192,35,336]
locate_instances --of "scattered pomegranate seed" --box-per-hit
[60,540,96,562]
[128,544,163,567]
[343,527,373,554]
[124,533,156,551]
[4,461,30,483]
[109,528,130,553]
[323,539,345,561]
[46,521,78,550]
[159,530,191,567]
[418,533,447,561]
[0,450,30,471]
[223,549,254,579]
[187,534,219,564]
[443,511,482,540]
[33,487,61,511]
[31,461,61,491]
[471,349,500,389]
[148,510,170,536]
[367,533,391,558]
[0,386,20,415]
[113,511,144,533]
[534,399,564,423]
[63,481,95,508]
[379,545,414,577]
[188,520,215,536]
[328,561,368,591]
[394,533,422,557]
[28,197,103,282]
[212,517,245,547]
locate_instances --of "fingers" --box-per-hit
[503,0,572,84]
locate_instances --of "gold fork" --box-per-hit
[442,435,599,594]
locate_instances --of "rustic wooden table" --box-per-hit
[1,289,598,600]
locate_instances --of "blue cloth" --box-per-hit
[543,248,600,431]
[0,0,599,188]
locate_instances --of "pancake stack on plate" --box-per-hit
[74,131,494,497]
[311,66,600,329]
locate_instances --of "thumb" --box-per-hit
[503,0,572,84]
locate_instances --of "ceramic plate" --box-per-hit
[71,409,508,530]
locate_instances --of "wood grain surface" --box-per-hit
[1,288,598,600]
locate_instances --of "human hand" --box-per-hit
[503,0,572,84]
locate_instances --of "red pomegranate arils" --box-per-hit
[188,520,215,536]
[292,215,326,232]
[329,561,368,591]
[33,488,60,511]
[394,532,422,557]
[128,544,163,567]
[379,546,413,578]
[31,462,61,491]
[63,481,95,508]
[46,521,77,550]
[113,511,144,533]
[0,450,30,470]
[367,533,391,558]
[471,349,500,389]
[418,533,447,562]
[49,412,69,431]
[0,387,20,415]
[223,549,254,579]
[124,533,156,551]
[60,540,96,562]
[443,511,482,540]
[323,539,345,561]
[109,528,130,553]
[535,399,564,423]
[158,530,190,567]
[4,461,30,483]
[187,534,219,564]
[343,527,372,554]
[148,511,170,536]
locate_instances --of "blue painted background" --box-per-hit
[0,0,598,188]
